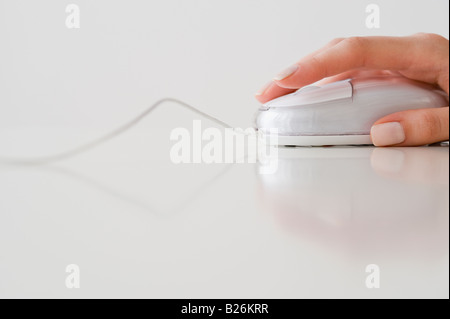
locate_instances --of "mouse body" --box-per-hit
[255,76,449,146]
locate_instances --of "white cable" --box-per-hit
[0,98,237,165]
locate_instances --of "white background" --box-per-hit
[0,0,448,132]
[0,0,448,299]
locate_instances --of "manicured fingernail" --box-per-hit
[273,65,299,81]
[255,81,274,96]
[371,122,406,146]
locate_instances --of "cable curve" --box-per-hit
[0,98,236,165]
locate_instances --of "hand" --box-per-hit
[255,34,449,146]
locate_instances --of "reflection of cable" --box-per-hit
[0,162,236,217]
[0,98,235,165]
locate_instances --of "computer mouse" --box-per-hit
[255,76,449,146]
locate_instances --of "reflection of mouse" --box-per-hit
[256,147,449,252]
[255,76,449,146]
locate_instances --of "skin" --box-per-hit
[255,33,449,146]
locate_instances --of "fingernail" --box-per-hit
[255,81,274,96]
[371,122,406,146]
[273,65,299,81]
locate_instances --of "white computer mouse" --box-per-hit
[255,76,449,146]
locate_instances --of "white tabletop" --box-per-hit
[0,0,448,299]
[0,124,448,299]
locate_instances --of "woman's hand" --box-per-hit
[255,34,449,146]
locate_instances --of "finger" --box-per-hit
[255,81,295,103]
[274,35,427,89]
[255,38,345,103]
[256,69,397,103]
[370,107,449,146]
[296,37,346,62]
[314,69,398,86]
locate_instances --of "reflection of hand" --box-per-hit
[370,147,449,186]
[255,34,449,146]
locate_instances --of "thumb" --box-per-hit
[370,107,449,146]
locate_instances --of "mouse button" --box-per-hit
[263,91,303,107]
[263,80,353,108]
[295,85,321,94]
[319,79,353,98]
[298,79,353,104]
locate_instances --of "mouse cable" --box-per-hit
[0,98,242,165]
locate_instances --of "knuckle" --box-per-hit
[341,37,367,66]
[412,33,449,79]
[343,37,367,51]
[329,37,344,46]
[342,37,368,65]
[413,32,447,44]
[413,32,429,38]
[310,55,328,77]
[418,110,443,138]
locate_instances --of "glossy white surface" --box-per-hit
[0,0,448,299]
[0,124,448,298]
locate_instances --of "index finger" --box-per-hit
[274,35,424,89]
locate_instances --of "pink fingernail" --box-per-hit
[371,122,406,146]
[273,65,299,81]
